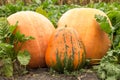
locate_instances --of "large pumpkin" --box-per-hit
[58,8,111,64]
[7,11,55,68]
[45,27,85,72]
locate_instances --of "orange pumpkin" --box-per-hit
[7,11,55,68]
[58,8,111,64]
[45,27,85,72]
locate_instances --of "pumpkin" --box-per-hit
[7,11,55,68]
[45,27,85,72]
[58,8,111,64]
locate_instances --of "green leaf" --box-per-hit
[0,43,14,58]
[97,50,120,80]
[14,31,34,43]
[95,14,112,34]
[17,50,31,65]
[106,76,116,80]
[36,6,48,17]
[0,18,9,40]
[9,21,18,34]
[0,43,13,51]
[107,11,120,26]
[0,17,18,43]
[2,58,13,77]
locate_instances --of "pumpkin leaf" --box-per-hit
[107,11,120,49]
[107,11,120,26]
[95,14,112,34]
[36,6,48,17]
[96,50,120,80]
[17,50,31,66]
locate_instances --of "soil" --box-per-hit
[0,68,99,80]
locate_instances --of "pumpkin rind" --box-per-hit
[58,8,111,64]
[45,27,85,72]
[7,11,55,68]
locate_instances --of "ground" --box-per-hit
[0,68,99,80]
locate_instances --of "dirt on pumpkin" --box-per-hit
[0,68,99,80]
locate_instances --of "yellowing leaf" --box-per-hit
[17,50,31,66]
[36,6,48,18]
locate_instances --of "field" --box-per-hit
[0,0,120,80]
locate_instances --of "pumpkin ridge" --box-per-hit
[63,32,68,54]
[70,34,74,54]
[20,12,42,67]
[7,11,55,68]
[31,16,43,65]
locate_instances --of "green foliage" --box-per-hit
[36,6,48,17]
[96,50,120,80]
[107,11,120,49]
[91,2,120,80]
[0,18,33,77]
[2,58,13,77]
[95,14,112,34]
[86,2,120,12]
[0,43,13,77]
[0,0,38,17]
